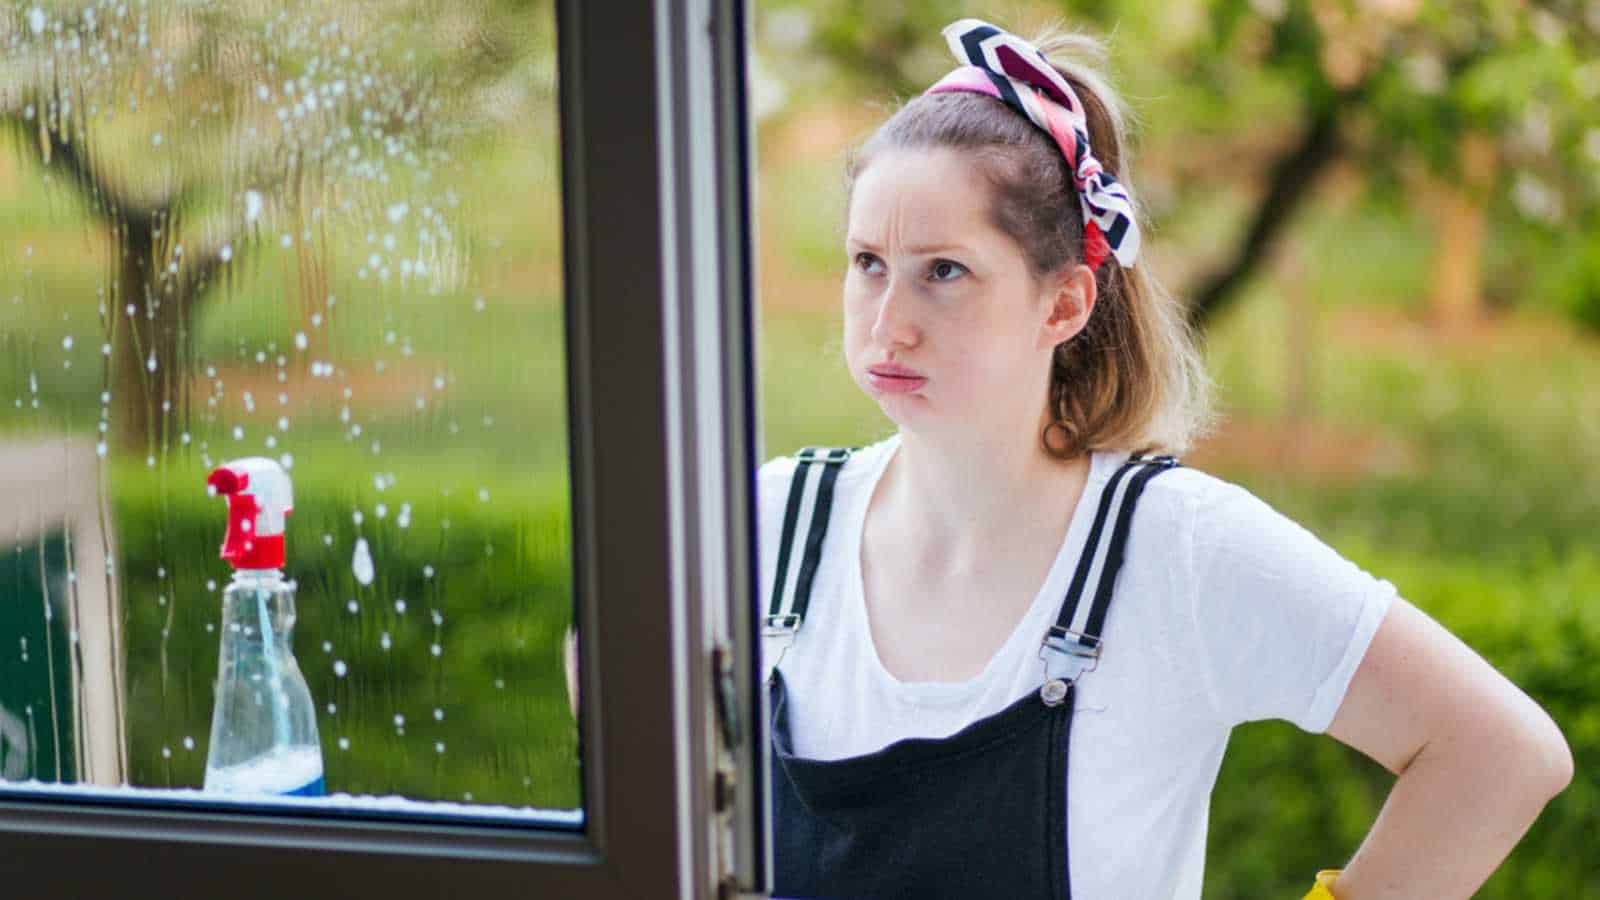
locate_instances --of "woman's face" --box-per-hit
[843,147,1088,443]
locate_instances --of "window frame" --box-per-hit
[0,0,759,896]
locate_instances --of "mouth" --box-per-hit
[866,363,927,394]
[869,362,922,378]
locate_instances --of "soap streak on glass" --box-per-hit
[0,0,576,818]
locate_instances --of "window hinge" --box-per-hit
[711,640,742,751]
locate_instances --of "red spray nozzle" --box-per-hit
[209,457,293,570]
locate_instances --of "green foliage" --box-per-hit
[1208,544,1600,898]
[112,451,579,808]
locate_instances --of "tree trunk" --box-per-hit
[1426,131,1497,330]
[109,212,186,456]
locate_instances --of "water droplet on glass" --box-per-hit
[243,391,255,412]
[322,640,333,653]
[352,537,374,585]
[338,737,350,751]
[422,565,435,579]
[352,509,365,527]
[430,643,442,657]
[394,598,407,614]
[161,746,172,759]
[277,416,289,432]
[244,190,264,223]
[379,632,391,651]
[294,331,308,350]
[393,713,405,728]
[327,702,337,715]
[473,296,486,312]
[323,533,334,547]
[95,441,107,458]
[434,742,445,754]
[346,599,358,614]
[183,736,195,751]
[232,425,244,441]
[62,336,74,351]
[477,488,490,503]
[494,679,505,690]
[220,244,233,262]
[333,660,348,677]
[27,8,45,34]
[375,502,387,519]
[433,708,444,721]
[146,353,157,372]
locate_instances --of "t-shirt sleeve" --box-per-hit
[1186,479,1396,733]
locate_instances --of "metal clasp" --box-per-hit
[1039,627,1101,685]
[795,446,851,464]
[762,613,800,636]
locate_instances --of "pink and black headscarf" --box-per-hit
[925,19,1141,272]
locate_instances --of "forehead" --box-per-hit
[847,148,1003,247]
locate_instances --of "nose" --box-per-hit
[869,277,920,351]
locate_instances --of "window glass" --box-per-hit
[0,0,576,821]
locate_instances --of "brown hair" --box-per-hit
[843,24,1214,458]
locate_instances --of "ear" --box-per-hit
[1037,263,1097,350]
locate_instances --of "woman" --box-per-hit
[754,18,1573,900]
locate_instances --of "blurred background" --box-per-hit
[750,0,1597,896]
[0,0,1595,893]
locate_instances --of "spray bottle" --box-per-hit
[202,457,325,796]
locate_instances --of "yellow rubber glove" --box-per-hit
[1301,869,1342,899]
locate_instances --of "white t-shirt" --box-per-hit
[758,435,1395,900]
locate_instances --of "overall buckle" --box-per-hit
[1039,627,1101,699]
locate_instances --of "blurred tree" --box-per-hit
[758,0,1600,331]
[0,0,552,454]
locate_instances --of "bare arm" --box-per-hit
[1319,597,1573,898]
[564,625,579,719]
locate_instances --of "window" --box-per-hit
[0,1,762,896]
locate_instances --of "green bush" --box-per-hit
[1205,544,1600,898]
[113,451,579,809]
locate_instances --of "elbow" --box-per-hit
[1522,707,1574,799]
[1540,723,1574,798]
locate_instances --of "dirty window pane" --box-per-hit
[0,0,576,821]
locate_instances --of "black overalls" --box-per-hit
[764,447,1180,900]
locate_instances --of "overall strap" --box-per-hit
[1038,453,1181,703]
[765,447,853,656]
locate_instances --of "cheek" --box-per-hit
[841,284,876,350]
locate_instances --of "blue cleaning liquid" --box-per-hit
[283,774,326,797]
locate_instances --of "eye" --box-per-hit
[929,259,967,282]
[853,252,884,275]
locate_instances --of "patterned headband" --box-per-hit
[924,19,1141,272]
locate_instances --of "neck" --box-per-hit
[882,418,1090,559]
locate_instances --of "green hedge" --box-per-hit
[114,451,578,809]
[1205,544,1600,898]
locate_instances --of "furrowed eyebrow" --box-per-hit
[846,239,973,256]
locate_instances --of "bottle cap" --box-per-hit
[208,457,294,570]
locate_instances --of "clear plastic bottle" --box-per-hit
[202,456,325,797]
[203,568,325,796]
